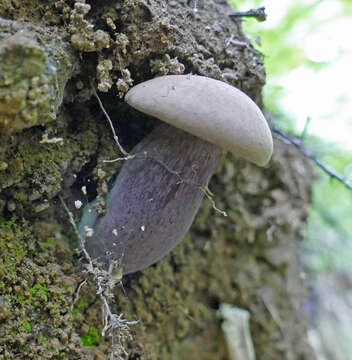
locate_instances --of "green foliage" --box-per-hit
[29,282,48,298]
[231,1,324,74]
[81,326,100,347]
[230,0,331,129]
[23,322,33,333]
[231,0,352,275]
[0,220,14,229]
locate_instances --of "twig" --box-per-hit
[228,7,267,22]
[272,127,352,191]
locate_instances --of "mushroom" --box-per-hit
[80,75,273,275]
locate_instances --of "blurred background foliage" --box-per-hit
[230,0,352,358]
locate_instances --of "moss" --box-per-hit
[38,236,58,250]
[81,326,100,348]
[0,219,91,359]
[22,321,32,333]
[0,219,26,270]
[0,113,99,215]
[38,335,50,346]
[28,282,48,298]
[0,220,14,229]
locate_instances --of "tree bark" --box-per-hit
[0,0,315,359]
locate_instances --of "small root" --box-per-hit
[200,185,228,217]
[59,195,136,360]
[91,82,130,159]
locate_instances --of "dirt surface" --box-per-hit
[0,0,315,359]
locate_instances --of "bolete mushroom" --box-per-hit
[80,75,273,275]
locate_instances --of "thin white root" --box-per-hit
[91,84,131,160]
[59,195,137,360]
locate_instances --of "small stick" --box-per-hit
[228,7,267,22]
[273,127,352,192]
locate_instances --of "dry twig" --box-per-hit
[273,127,352,192]
[228,7,267,22]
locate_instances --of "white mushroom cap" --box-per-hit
[125,75,273,166]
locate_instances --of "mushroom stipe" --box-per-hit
[80,75,273,275]
[82,124,221,274]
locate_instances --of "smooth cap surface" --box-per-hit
[125,75,273,166]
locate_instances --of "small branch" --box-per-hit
[272,127,352,191]
[228,7,267,22]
